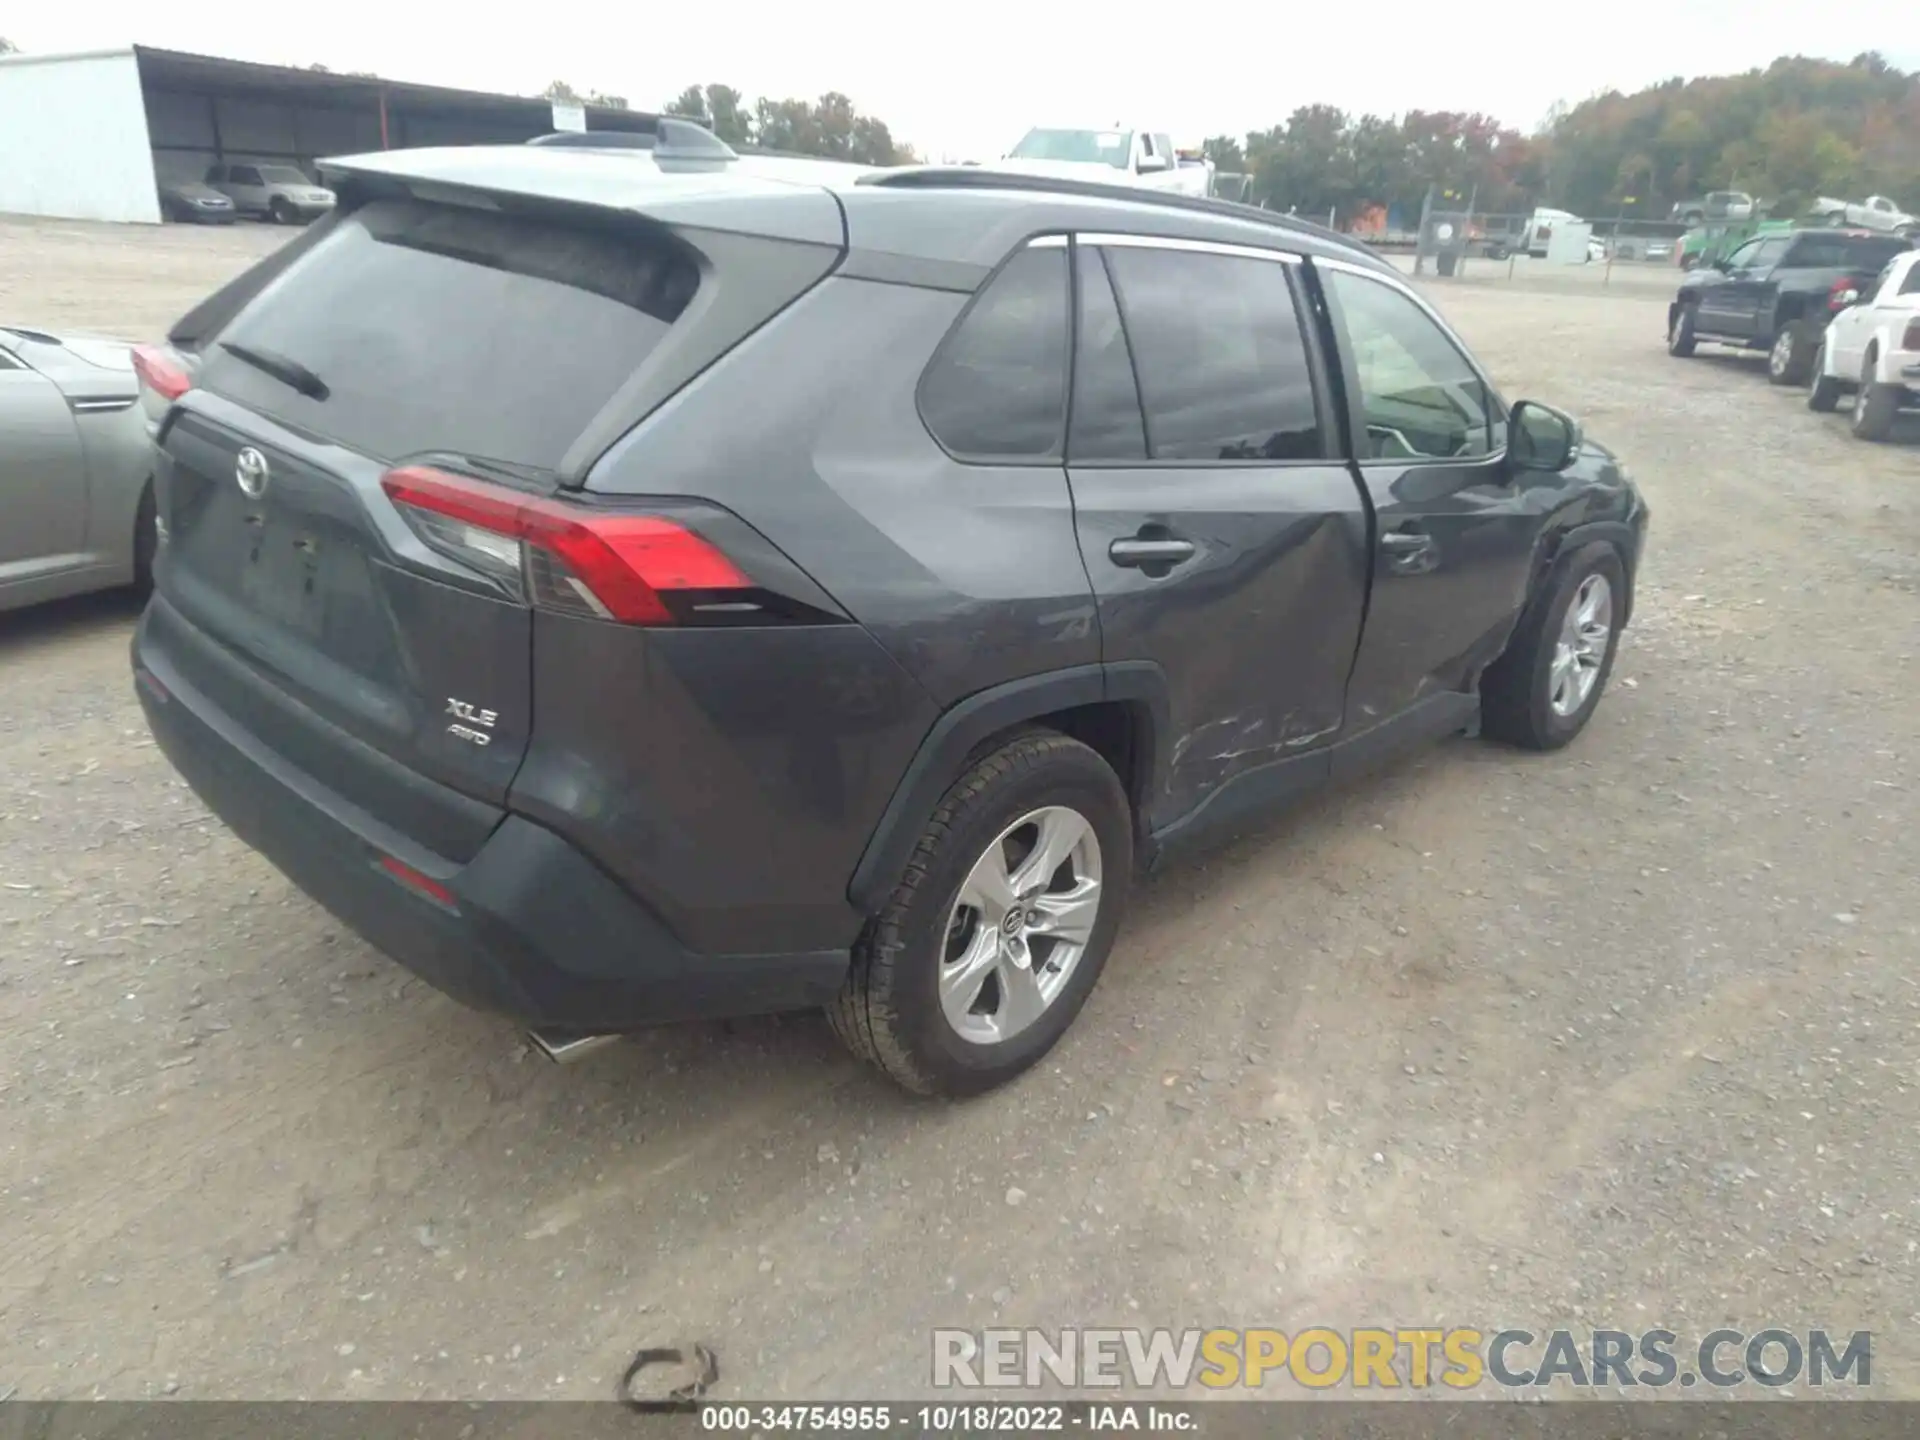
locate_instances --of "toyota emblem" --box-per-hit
[235,447,271,499]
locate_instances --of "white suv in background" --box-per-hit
[205,162,337,224]
[1808,247,1920,441]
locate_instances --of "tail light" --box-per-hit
[1903,319,1920,351]
[131,343,192,400]
[1827,278,1861,312]
[381,465,751,626]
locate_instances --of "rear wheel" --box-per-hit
[1480,543,1625,752]
[1852,351,1900,441]
[1666,305,1699,357]
[1768,321,1814,385]
[829,730,1132,1097]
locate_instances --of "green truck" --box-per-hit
[1678,217,1795,271]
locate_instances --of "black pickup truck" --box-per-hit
[1666,227,1914,384]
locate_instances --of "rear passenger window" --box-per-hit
[1068,247,1147,461]
[1101,245,1322,461]
[1901,264,1920,297]
[919,246,1069,461]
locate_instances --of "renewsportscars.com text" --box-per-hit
[932,1327,1872,1390]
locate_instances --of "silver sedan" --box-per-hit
[0,325,156,613]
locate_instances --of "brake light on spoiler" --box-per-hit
[381,465,754,626]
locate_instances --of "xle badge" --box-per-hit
[445,697,498,747]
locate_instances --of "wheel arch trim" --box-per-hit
[1542,520,1641,627]
[846,662,1171,913]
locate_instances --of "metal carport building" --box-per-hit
[0,45,655,224]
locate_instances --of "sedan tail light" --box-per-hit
[131,343,192,400]
[381,465,751,626]
[1903,319,1920,351]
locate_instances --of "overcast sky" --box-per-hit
[12,1,1919,160]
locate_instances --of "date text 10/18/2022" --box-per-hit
[700,1404,1197,1431]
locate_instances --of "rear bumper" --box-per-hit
[132,609,848,1032]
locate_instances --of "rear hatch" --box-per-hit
[149,193,722,849]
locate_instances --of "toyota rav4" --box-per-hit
[131,124,1648,1096]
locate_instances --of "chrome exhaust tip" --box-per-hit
[527,1029,622,1065]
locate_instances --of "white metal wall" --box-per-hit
[0,50,162,223]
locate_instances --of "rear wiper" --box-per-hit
[219,341,330,400]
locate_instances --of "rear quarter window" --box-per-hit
[917,246,1070,461]
[196,198,697,471]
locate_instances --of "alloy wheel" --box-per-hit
[939,806,1103,1046]
[1548,573,1613,718]
[1769,330,1793,379]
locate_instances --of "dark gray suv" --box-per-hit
[131,125,1647,1096]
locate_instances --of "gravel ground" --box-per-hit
[1,215,1917,1403]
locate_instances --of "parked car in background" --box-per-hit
[997,127,1210,196]
[1671,191,1754,226]
[1667,227,1914,386]
[206,162,337,224]
[129,143,1645,1095]
[1808,247,1920,440]
[157,179,236,224]
[0,325,156,612]
[1813,195,1918,237]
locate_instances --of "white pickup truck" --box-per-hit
[994,127,1211,197]
[1813,194,1919,236]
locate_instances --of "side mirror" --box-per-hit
[1136,153,1171,174]
[1710,257,1732,273]
[1509,401,1582,473]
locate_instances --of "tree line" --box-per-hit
[653,52,1915,225]
[1202,52,1916,224]
[662,84,910,166]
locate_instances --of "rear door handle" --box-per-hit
[1380,529,1437,572]
[1109,537,1196,568]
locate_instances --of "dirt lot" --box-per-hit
[3,215,1918,1403]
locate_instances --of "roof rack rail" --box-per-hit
[857,166,1377,260]
[528,118,737,167]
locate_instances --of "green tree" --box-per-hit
[1201,135,1245,173]
[1538,54,1916,216]
[665,86,710,125]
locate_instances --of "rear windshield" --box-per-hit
[198,198,697,470]
[1785,234,1910,270]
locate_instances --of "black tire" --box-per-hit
[132,481,157,596]
[829,729,1132,1097]
[1807,338,1844,412]
[1666,305,1698,357]
[1852,354,1900,442]
[269,197,294,225]
[1767,321,1815,386]
[1479,543,1626,752]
